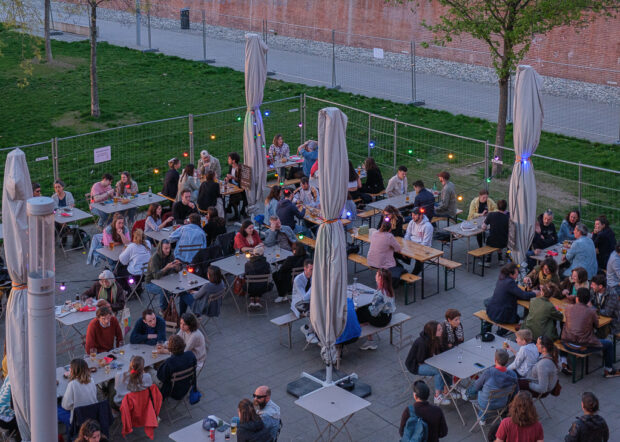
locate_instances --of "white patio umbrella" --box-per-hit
[508,65,544,267]
[309,107,349,385]
[2,149,32,440]
[242,33,268,218]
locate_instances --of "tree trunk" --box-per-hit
[492,71,510,176]
[89,2,100,118]
[44,0,53,62]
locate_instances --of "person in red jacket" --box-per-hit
[85,306,124,353]
[120,384,162,439]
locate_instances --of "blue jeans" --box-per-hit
[178,292,195,315]
[417,363,451,392]
[91,207,110,227]
[146,283,167,311]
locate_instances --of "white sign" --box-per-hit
[35,156,49,162]
[373,48,384,59]
[94,146,111,164]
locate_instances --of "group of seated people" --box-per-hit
[484,255,620,378]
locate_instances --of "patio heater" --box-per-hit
[27,197,57,441]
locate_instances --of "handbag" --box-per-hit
[163,299,180,325]
[550,380,562,396]
[216,198,225,219]
[189,385,202,405]
[118,306,132,337]
[232,276,246,296]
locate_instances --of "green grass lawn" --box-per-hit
[0,29,617,228]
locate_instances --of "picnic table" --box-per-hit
[517,296,611,328]
[212,246,293,277]
[54,207,93,257]
[530,242,566,266]
[367,191,416,212]
[169,418,230,441]
[56,343,170,398]
[425,334,520,425]
[219,181,244,196]
[350,228,443,297]
[55,303,96,340]
[443,216,485,268]
[95,245,125,265]
[303,206,351,226]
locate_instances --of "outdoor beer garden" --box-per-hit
[0,34,618,442]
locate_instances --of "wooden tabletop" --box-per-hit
[518,297,611,327]
[351,229,443,262]
[303,206,351,226]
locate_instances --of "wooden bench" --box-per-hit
[359,312,411,348]
[358,208,379,227]
[348,253,373,274]
[267,178,301,188]
[614,332,620,363]
[430,209,463,226]
[473,310,519,336]
[270,312,301,349]
[468,246,500,276]
[157,192,176,204]
[400,273,421,305]
[298,236,316,248]
[438,257,462,291]
[554,341,601,383]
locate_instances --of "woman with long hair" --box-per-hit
[144,203,173,232]
[379,205,405,237]
[264,185,281,221]
[116,171,138,222]
[177,163,200,201]
[197,170,222,212]
[76,419,108,442]
[405,321,451,405]
[356,269,396,350]
[237,398,272,442]
[560,267,589,298]
[113,355,152,406]
[367,220,405,282]
[177,313,207,371]
[117,228,152,291]
[187,265,227,316]
[203,206,227,246]
[347,160,371,204]
[268,133,290,162]
[360,157,384,194]
[233,220,262,252]
[102,213,130,247]
[519,335,559,396]
[558,209,580,243]
[61,359,97,422]
[494,391,544,442]
[524,257,560,289]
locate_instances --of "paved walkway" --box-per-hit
[44,6,620,144]
[2,218,618,441]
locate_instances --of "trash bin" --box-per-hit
[180,8,190,30]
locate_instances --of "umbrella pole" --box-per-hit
[27,198,57,441]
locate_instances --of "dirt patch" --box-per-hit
[52,111,141,132]
[30,55,85,74]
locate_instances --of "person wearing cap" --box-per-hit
[404,207,434,275]
[162,158,181,200]
[244,245,271,310]
[298,140,318,177]
[81,270,127,313]
[198,150,221,179]
[435,171,457,219]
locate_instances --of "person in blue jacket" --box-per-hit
[130,309,166,345]
[297,140,318,177]
[336,297,362,346]
[413,180,435,221]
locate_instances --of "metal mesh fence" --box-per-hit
[0,141,55,199]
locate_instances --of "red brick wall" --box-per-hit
[95,0,620,85]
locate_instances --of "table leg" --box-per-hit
[449,233,454,260]
[440,371,466,426]
[466,236,471,270]
[327,414,354,442]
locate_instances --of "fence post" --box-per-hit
[484,140,489,191]
[578,161,582,214]
[265,20,275,77]
[135,0,141,47]
[302,94,307,142]
[393,119,398,174]
[189,114,195,164]
[199,10,214,63]
[330,30,340,90]
[408,41,424,106]
[300,95,304,145]
[368,114,372,158]
[52,138,59,181]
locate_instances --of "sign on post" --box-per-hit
[239,164,252,190]
[94,146,111,164]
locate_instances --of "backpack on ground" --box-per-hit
[400,405,428,442]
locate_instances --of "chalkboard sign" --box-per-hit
[239,164,252,190]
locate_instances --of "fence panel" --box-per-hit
[56,116,189,211]
[0,141,55,199]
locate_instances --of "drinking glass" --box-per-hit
[235,249,240,259]
[152,349,158,359]
[90,348,97,362]
[275,245,280,259]
[230,417,239,435]
[182,268,188,277]
[119,347,125,356]
[476,335,482,349]
[457,348,463,361]
[157,341,164,352]
[104,365,110,375]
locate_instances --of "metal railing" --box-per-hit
[3,94,618,231]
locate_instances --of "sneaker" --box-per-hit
[561,363,573,376]
[433,394,451,406]
[457,386,469,399]
[360,340,378,350]
[603,369,620,378]
[274,296,287,303]
[447,390,461,400]
[254,302,263,310]
[300,324,312,338]
[496,328,510,337]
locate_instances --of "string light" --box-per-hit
[153,168,159,174]
[448,153,454,160]
[210,134,216,140]
[298,122,303,128]
[369,141,375,148]
[457,195,463,201]
[346,211,352,218]
[274,173,278,178]
[264,110,270,116]
[384,217,390,223]
[298,234,304,240]
[183,152,189,157]
[245,252,251,259]
[420,208,425,213]
[188,266,195,273]
[59,282,66,291]
[486,177,492,183]
[128,277,135,285]
[407,149,413,155]
[236,115,242,121]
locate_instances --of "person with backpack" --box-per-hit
[399,380,448,442]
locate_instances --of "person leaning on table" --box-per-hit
[156,335,196,400]
[61,359,98,423]
[130,308,166,346]
[85,306,123,353]
[81,269,126,314]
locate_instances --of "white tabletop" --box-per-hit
[145,227,175,243]
[55,306,96,327]
[57,344,170,397]
[368,192,416,211]
[130,192,167,207]
[268,157,304,169]
[295,385,370,424]
[169,419,228,441]
[151,271,209,294]
[91,199,137,214]
[54,207,92,224]
[443,217,485,237]
[531,243,564,264]
[95,246,124,262]
[212,247,293,276]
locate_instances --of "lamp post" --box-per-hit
[27,197,57,441]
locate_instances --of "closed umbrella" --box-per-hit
[242,33,268,218]
[309,107,349,384]
[508,65,544,267]
[2,149,32,440]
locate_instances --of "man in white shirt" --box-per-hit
[404,207,434,275]
[293,176,320,207]
[292,259,318,344]
[386,165,408,197]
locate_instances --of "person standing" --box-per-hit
[482,199,509,265]
[494,391,544,442]
[162,157,181,200]
[592,215,616,271]
[399,380,448,442]
[565,392,609,442]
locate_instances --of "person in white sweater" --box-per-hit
[61,359,98,422]
[118,229,152,276]
[385,165,408,198]
[404,207,434,275]
[506,329,539,377]
[177,313,207,372]
[113,355,153,406]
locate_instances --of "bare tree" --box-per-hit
[44,0,53,62]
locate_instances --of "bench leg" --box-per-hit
[614,335,618,363]
[286,324,292,349]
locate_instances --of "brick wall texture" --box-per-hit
[98,0,620,85]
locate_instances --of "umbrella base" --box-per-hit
[287,369,371,399]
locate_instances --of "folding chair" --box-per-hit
[469,384,517,441]
[165,320,179,336]
[176,243,202,263]
[125,263,148,305]
[244,274,273,316]
[197,289,226,336]
[215,231,236,257]
[164,366,196,424]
